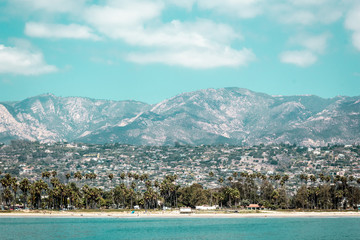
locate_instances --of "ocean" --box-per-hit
[0,217,359,240]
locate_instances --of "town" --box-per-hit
[1,140,359,194]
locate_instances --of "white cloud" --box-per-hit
[127,47,255,69]
[281,10,316,25]
[10,0,86,14]
[270,0,343,25]
[0,43,57,75]
[83,1,164,39]
[290,0,328,6]
[165,0,195,10]
[120,20,240,48]
[345,5,360,51]
[122,20,253,68]
[83,0,253,69]
[197,0,263,19]
[9,0,257,69]
[352,32,360,51]
[290,33,331,54]
[345,5,360,31]
[281,33,329,67]
[280,50,317,67]
[25,22,100,40]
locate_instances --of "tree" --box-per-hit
[218,177,224,185]
[294,185,309,209]
[108,173,114,181]
[19,178,30,209]
[65,173,71,183]
[41,171,51,180]
[120,172,126,182]
[10,177,18,210]
[30,180,48,209]
[74,171,82,181]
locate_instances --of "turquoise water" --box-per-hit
[0,217,359,240]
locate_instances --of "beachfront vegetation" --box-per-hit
[1,171,360,211]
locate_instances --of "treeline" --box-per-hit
[1,170,360,210]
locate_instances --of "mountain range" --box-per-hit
[0,88,359,146]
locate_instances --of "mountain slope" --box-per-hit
[0,94,150,143]
[1,88,359,146]
[77,88,360,146]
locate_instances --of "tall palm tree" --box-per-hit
[65,173,71,183]
[208,172,214,205]
[31,180,48,209]
[51,171,57,178]
[19,178,30,209]
[10,177,18,210]
[41,171,51,185]
[120,172,126,184]
[218,177,224,185]
[1,174,12,208]
[74,171,82,182]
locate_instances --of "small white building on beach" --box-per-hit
[180,207,192,213]
[195,205,218,210]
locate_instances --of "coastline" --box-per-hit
[1,210,360,218]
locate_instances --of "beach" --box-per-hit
[1,210,360,218]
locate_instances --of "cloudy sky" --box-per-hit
[0,0,359,103]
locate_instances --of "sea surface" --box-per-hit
[0,217,359,240]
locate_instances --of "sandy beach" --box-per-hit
[1,210,360,218]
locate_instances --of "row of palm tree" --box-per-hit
[1,170,360,210]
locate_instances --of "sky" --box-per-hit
[0,0,359,104]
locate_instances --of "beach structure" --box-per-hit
[246,204,264,210]
[195,205,218,210]
[180,207,192,213]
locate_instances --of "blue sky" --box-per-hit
[0,0,359,104]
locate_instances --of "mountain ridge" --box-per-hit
[1,88,359,146]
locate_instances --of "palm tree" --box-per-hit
[280,175,289,187]
[218,177,224,185]
[65,173,71,183]
[19,178,30,209]
[2,188,12,208]
[310,175,317,186]
[120,172,126,183]
[208,172,215,205]
[90,173,97,182]
[1,174,12,208]
[51,171,57,178]
[299,174,308,184]
[41,171,50,179]
[108,173,114,181]
[31,180,48,209]
[74,171,82,182]
[41,171,51,185]
[130,181,137,208]
[10,177,18,210]
[108,173,114,189]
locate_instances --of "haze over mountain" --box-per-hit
[0,88,359,146]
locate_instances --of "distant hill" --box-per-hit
[1,88,359,146]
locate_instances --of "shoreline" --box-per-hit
[1,210,360,218]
